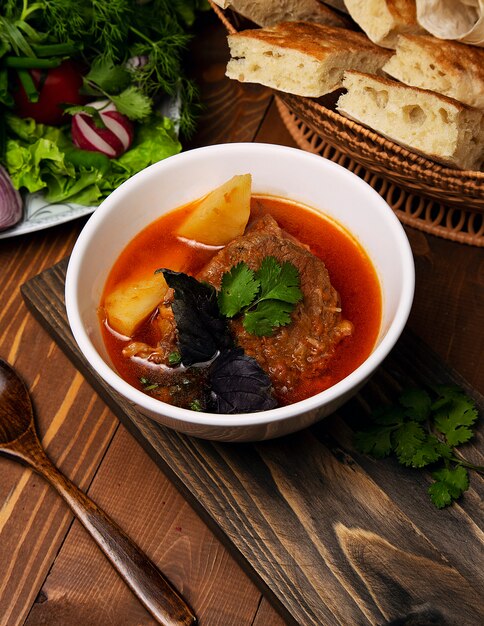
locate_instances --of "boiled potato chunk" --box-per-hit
[104,273,168,337]
[177,174,251,245]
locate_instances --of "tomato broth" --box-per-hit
[101,196,382,408]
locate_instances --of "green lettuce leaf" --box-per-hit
[113,116,181,176]
[3,114,182,205]
[6,137,75,193]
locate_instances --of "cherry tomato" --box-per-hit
[13,59,86,126]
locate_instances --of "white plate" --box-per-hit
[0,193,95,240]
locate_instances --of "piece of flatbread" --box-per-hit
[343,0,426,48]
[226,22,391,97]
[211,0,349,27]
[337,70,484,170]
[416,0,484,47]
[384,34,484,109]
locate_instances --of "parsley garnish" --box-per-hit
[217,257,303,337]
[168,351,182,366]
[355,386,482,508]
[139,376,159,392]
[79,60,153,122]
[189,399,203,412]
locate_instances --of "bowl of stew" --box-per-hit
[65,143,414,441]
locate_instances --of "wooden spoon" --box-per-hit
[0,358,197,626]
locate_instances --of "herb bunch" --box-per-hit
[355,386,482,508]
[0,0,206,134]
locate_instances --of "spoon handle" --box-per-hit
[26,442,197,626]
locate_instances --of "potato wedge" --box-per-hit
[177,174,251,245]
[104,273,168,337]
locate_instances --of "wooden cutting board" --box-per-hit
[21,258,484,626]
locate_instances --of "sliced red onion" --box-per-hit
[0,166,23,231]
[71,103,134,158]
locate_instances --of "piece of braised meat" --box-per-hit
[197,215,353,399]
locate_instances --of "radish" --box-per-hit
[71,100,134,158]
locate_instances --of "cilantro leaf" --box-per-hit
[428,466,469,509]
[433,391,478,447]
[407,435,442,468]
[255,256,303,304]
[430,385,465,410]
[372,405,406,427]
[84,59,131,95]
[354,385,481,509]
[218,263,259,318]
[399,388,431,422]
[393,421,426,466]
[110,86,153,121]
[217,257,303,336]
[243,300,293,337]
[355,427,394,458]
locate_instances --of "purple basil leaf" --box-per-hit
[160,269,233,365]
[209,348,278,414]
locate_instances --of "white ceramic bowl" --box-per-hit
[65,143,414,442]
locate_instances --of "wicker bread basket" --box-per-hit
[211,3,484,246]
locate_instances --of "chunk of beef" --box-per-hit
[198,215,353,399]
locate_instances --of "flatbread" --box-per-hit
[416,0,484,46]
[383,34,484,109]
[226,22,391,97]
[343,0,425,48]
[211,0,349,27]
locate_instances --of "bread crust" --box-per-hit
[226,22,391,97]
[211,0,350,28]
[228,21,389,60]
[384,34,484,109]
[342,70,475,112]
[386,0,419,23]
[337,70,484,170]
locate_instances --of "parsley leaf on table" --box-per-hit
[393,421,427,466]
[432,385,478,447]
[429,466,469,509]
[354,426,394,459]
[399,388,431,421]
[217,256,303,336]
[355,386,482,508]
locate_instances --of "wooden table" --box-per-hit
[1,12,483,626]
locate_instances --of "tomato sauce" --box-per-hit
[101,195,382,407]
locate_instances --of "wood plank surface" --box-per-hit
[23,426,271,626]
[21,256,484,626]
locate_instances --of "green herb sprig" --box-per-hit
[0,0,206,135]
[355,386,482,508]
[217,256,303,337]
